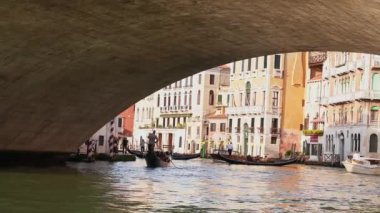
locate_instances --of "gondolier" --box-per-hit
[147,130,158,152]
[227,142,233,156]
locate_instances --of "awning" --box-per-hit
[371,106,379,111]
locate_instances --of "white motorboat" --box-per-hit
[342,153,380,176]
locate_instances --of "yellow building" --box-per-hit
[226,53,306,158]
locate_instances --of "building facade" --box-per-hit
[133,67,230,154]
[226,53,306,158]
[321,52,380,161]
[301,52,326,162]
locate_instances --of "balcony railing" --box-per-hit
[273,69,283,78]
[226,105,264,115]
[270,128,281,135]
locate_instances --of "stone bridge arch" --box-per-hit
[1,0,380,153]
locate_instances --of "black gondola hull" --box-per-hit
[127,149,144,158]
[172,153,200,160]
[218,153,297,166]
[145,152,171,168]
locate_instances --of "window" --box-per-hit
[220,123,226,132]
[233,62,236,73]
[253,92,257,106]
[118,118,123,128]
[237,118,241,132]
[209,90,215,105]
[241,60,245,72]
[262,91,266,106]
[271,137,277,144]
[190,76,193,86]
[189,91,192,105]
[179,137,182,148]
[217,95,222,105]
[184,92,187,105]
[164,95,167,107]
[174,92,177,106]
[157,94,160,107]
[228,119,232,133]
[210,74,215,85]
[197,126,200,136]
[197,90,201,105]
[274,54,281,69]
[248,58,251,71]
[178,92,181,106]
[245,82,251,106]
[210,123,216,132]
[168,94,171,106]
[371,107,378,122]
[255,58,258,70]
[272,91,279,106]
[198,74,202,84]
[369,134,378,152]
[263,56,267,69]
[98,135,104,146]
[197,144,200,150]
[188,127,191,136]
[251,118,255,131]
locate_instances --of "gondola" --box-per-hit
[145,150,171,168]
[127,148,145,158]
[172,153,200,160]
[218,153,297,166]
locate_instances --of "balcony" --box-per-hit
[328,93,354,105]
[270,128,281,135]
[226,106,264,115]
[355,90,380,100]
[303,129,324,136]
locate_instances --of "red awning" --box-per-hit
[312,118,324,123]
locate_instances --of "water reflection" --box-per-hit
[0,159,379,212]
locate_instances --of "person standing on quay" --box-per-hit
[227,142,233,156]
[122,137,129,154]
[140,136,145,152]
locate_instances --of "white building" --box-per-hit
[321,52,380,161]
[133,66,230,154]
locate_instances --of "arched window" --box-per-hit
[157,94,160,107]
[197,90,201,105]
[178,92,181,106]
[245,82,251,106]
[369,134,378,152]
[164,94,167,107]
[179,136,182,148]
[209,90,215,105]
[168,93,171,106]
[136,108,140,122]
[189,91,192,105]
[174,92,177,106]
[184,92,188,105]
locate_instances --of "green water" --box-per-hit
[0,159,379,212]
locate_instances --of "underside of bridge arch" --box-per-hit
[0,0,380,154]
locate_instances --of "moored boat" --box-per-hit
[342,154,380,176]
[218,153,297,166]
[172,153,200,160]
[127,148,145,158]
[145,150,171,168]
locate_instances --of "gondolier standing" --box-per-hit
[147,130,158,152]
[227,142,233,156]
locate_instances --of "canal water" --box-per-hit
[0,159,379,212]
